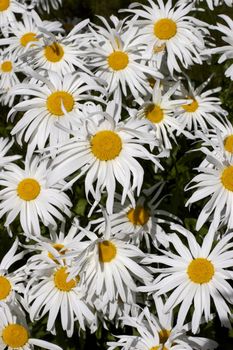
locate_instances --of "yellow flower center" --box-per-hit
[127,206,150,226]
[108,51,129,71]
[1,60,12,72]
[54,267,78,292]
[20,32,38,47]
[154,18,177,40]
[146,104,164,123]
[2,324,29,348]
[44,42,64,62]
[0,0,10,11]
[48,243,67,263]
[91,130,122,161]
[154,44,166,53]
[46,91,74,116]
[99,240,117,263]
[224,135,233,154]
[182,99,199,113]
[17,178,41,201]
[187,258,214,284]
[0,276,11,300]
[151,346,168,350]
[159,329,171,344]
[221,166,233,191]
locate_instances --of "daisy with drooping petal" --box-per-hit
[0,239,25,308]
[176,77,226,133]
[123,0,208,75]
[141,224,233,333]
[89,15,162,101]
[0,154,72,236]
[0,0,26,37]
[0,138,20,168]
[48,101,163,214]
[9,70,105,151]
[0,304,62,350]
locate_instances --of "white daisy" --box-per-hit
[9,70,105,151]
[48,101,163,214]
[186,148,233,232]
[0,304,62,350]
[0,138,20,168]
[123,0,208,74]
[89,15,162,101]
[175,77,226,133]
[0,154,72,236]
[0,0,26,37]
[0,50,20,92]
[141,224,233,333]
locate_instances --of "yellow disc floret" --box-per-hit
[44,42,64,62]
[48,243,67,262]
[1,60,12,72]
[187,258,215,284]
[0,0,10,11]
[99,240,117,263]
[20,32,38,47]
[108,51,129,71]
[2,324,29,348]
[159,329,171,344]
[17,178,41,201]
[0,276,11,300]
[54,267,77,291]
[182,98,199,113]
[46,91,74,116]
[154,18,177,40]
[221,166,233,191]
[146,104,164,123]
[224,135,233,154]
[91,130,122,161]
[127,206,150,226]
[151,346,168,350]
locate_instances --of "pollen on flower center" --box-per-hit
[127,206,150,226]
[146,104,164,123]
[46,91,74,116]
[17,178,41,201]
[99,240,117,263]
[2,324,29,348]
[20,32,38,47]
[221,166,233,191]
[224,135,233,154]
[151,346,168,350]
[1,60,12,72]
[48,243,67,262]
[0,276,11,300]
[44,42,64,62]
[108,51,129,71]
[154,18,177,40]
[54,267,78,291]
[159,329,171,344]
[187,258,215,284]
[91,130,122,161]
[0,0,10,11]
[182,98,199,112]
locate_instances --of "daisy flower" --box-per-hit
[68,213,153,308]
[23,19,91,75]
[0,51,20,92]
[186,148,233,232]
[123,0,207,74]
[89,15,162,101]
[137,80,187,150]
[9,70,105,151]
[0,239,25,308]
[0,138,20,168]
[176,77,226,133]
[108,305,218,350]
[208,15,233,80]
[141,224,233,333]
[0,154,72,236]
[92,182,180,251]
[0,0,25,37]
[0,10,63,57]
[48,101,163,214]
[26,261,95,337]
[0,304,62,350]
